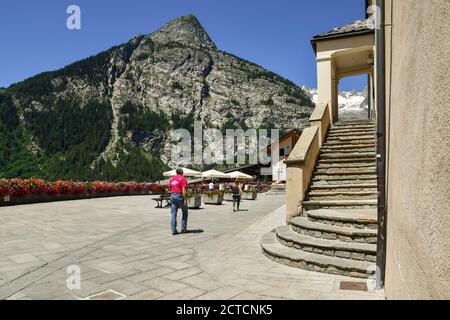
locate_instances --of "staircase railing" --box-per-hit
[285,102,331,223]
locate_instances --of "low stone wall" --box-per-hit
[0,191,150,207]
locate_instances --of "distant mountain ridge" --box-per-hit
[302,86,369,121]
[0,14,314,181]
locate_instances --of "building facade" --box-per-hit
[271,130,301,182]
[263,0,450,299]
[382,0,450,299]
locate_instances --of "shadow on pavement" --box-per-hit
[182,229,204,234]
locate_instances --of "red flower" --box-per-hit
[28,178,46,195]
[73,182,87,194]
[46,182,60,196]
[0,179,12,197]
[9,178,30,197]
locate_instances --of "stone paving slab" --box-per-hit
[0,195,385,300]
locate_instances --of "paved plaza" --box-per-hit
[0,194,384,300]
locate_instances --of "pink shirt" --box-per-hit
[169,175,188,194]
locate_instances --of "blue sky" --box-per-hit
[0,0,367,90]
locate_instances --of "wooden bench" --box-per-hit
[153,195,171,208]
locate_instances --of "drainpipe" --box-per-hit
[375,0,387,290]
[367,74,371,119]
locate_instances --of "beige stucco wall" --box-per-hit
[384,0,450,299]
[285,126,320,222]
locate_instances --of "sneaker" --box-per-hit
[180,229,188,234]
[172,230,179,236]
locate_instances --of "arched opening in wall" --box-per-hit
[338,74,370,122]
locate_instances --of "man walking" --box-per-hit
[231,181,242,213]
[169,168,188,235]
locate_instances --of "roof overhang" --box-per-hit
[311,29,374,55]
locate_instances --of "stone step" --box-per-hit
[318,158,376,164]
[320,152,376,160]
[328,132,374,138]
[316,162,376,169]
[306,209,378,230]
[312,178,377,186]
[290,216,378,243]
[331,126,375,132]
[328,124,375,131]
[314,171,377,179]
[302,199,378,210]
[333,121,374,127]
[328,128,375,134]
[321,144,375,150]
[320,152,375,159]
[322,142,376,150]
[320,148,375,155]
[325,140,375,147]
[335,120,374,124]
[313,174,377,181]
[326,137,375,144]
[307,190,378,201]
[261,232,375,278]
[315,168,376,175]
[327,132,375,139]
[324,140,375,147]
[327,133,375,139]
[275,226,376,262]
[309,183,377,192]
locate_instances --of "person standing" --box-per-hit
[231,181,242,212]
[208,181,215,191]
[169,168,189,235]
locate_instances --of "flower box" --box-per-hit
[0,191,151,207]
[242,191,257,200]
[187,195,202,209]
[0,178,159,207]
[202,194,224,205]
[223,192,234,201]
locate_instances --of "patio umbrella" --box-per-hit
[201,169,229,179]
[163,167,202,178]
[226,171,253,180]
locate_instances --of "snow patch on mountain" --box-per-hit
[301,86,369,120]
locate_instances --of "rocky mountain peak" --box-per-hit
[2,14,314,180]
[150,14,217,49]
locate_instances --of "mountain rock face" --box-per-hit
[302,86,369,121]
[0,15,313,181]
[150,14,217,49]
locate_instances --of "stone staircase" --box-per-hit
[261,120,378,278]
[266,183,286,195]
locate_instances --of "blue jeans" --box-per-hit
[170,194,188,233]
